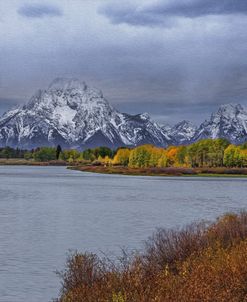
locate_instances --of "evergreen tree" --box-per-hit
[56,145,62,160]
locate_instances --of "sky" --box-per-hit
[1,0,247,125]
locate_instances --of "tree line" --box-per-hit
[1,139,247,168]
[0,145,113,163]
[108,139,247,168]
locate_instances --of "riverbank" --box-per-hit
[1,160,247,177]
[0,158,67,166]
[56,212,247,302]
[69,165,247,177]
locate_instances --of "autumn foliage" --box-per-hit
[55,212,247,302]
[108,139,247,168]
[2,138,247,168]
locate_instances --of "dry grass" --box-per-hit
[0,158,67,166]
[69,165,197,176]
[70,165,247,177]
[55,212,247,302]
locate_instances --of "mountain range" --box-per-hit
[0,78,246,149]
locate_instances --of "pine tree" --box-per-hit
[56,145,62,160]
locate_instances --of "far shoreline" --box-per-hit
[0,158,67,166]
[68,165,247,178]
[1,159,247,178]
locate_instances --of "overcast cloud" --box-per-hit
[0,0,247,124]
[18,3,62,18]
[100,0,247,26]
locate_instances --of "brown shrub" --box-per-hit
[55,212,247,302]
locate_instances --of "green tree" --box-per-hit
[129,145,164,168]
[113,148,130,166]
[24,151,33,160]
[60,149,80,161]
[33,147,56,162]
[224,145,238,167]
[56,145,62,160]
[93,146,113,158]
[82,149,96,161]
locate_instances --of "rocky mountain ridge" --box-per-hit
[0,78,246,149]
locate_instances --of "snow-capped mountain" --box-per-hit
[168,120,197,145]
[193,104,247,144]
[0,78,171,149]
[0,79,246,149]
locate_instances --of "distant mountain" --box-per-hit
[0,78,171,149]
[193,104,247,144]
[0,79,246,149]
[168,120,197,145]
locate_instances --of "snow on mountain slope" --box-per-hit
[193,104,247,144]
[0,79,246,149]
[0,78,171,149]
[170,120,197,145]
[118,112,170,146]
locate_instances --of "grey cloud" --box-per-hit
[99,5,170,27]
[1,1,247,125]
[100,0,247,27]
[99,4,169,27]
[18,3,62,18]
[151,0,247,18]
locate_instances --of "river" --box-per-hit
[0,166,246,301]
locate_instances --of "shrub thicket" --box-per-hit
[55,212,247,302]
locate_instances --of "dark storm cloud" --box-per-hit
[101,0,247,26]
[99,5,167,27]
[99,3,170,27]
[1,1,247,124]
[18,3,62,18]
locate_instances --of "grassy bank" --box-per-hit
[0,158,67,166]
[1,159,247,177]
[55,212,247,302]
[69,165,247,177]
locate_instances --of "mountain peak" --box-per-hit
[193,103,247,143]
[0,80,247,149]
[139,112,150,120]
[171,120,197,145]
[48,78,87,91]
[175,120,194,127]
[0,79,170,149]
[216,103,244,116]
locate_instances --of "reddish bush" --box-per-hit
[55,212,247,302]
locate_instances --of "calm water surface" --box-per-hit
[0,166,247,301]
